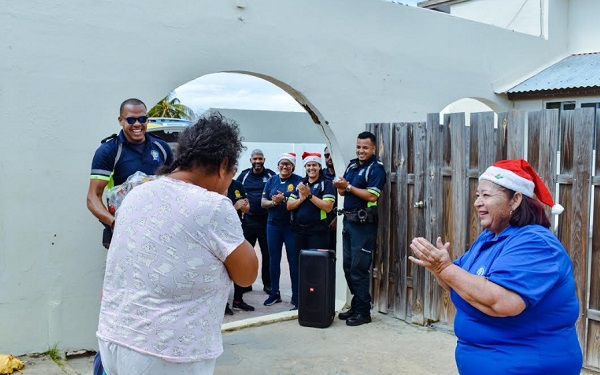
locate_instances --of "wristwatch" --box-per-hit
[307,194,313,200]
[345,184,352,192]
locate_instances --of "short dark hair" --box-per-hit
[160,112,245,175]
[504,189,551,228]
[120,98,147,115]
[357,131,376,144]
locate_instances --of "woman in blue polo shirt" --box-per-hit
[261,153,302,309]
[287,152,336,255]
[409,159,582,375]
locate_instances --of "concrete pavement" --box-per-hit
[15,311,460,375]
[10,246,598,374]
[13,310,598,375]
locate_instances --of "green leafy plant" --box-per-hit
[148,92,195,120]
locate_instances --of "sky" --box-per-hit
[174,0,422,115]
[174,73,305,115]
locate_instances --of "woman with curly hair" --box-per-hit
[97,113,258,375]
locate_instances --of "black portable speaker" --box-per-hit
[298,249,336,328]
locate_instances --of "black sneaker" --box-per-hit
[263,285,272,295]
[289,304,298,311]
[232,301,255,311]
[263,293,282,306]
[224,303,234,315]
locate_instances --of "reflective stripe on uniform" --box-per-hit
[90,175,111,181]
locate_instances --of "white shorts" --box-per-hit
[98,338,217,375]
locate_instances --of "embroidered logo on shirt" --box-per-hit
[476,267,486,276]
[235,190,242,199]
[151,149,160,161]
[287,183,294,192]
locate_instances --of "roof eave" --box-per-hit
[507,87,600,101]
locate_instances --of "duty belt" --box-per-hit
[340,208,378,224]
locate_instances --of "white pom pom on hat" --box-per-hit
[479,159,564,215]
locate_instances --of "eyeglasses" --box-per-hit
[279,162,292,168]
[324,153,331,158]
[123,116,148,125]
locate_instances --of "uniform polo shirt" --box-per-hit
[262,173,302,225]
[452,225,581,374]
[289,176,336,225]
[227,179,247,220]
[342,156,386,211]
[236,168,275,217]
[90,131,173,186]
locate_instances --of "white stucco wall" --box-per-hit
[452,0,544,36]
[210,108,323,144]
[568,0,600,54]
[1,0,571,353]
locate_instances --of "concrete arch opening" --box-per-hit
[157,71,338,172]
[439,97,498,126]
[148,71,343,322]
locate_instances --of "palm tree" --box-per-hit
[148,92,195,120]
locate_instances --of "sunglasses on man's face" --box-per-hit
[324,153,331,158]
[123,116,148,125]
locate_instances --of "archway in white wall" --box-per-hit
[158,71,337,172]
[150,71,342,321]
[439,97,498,126]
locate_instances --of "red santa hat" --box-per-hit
[479,159,564,215]
[278,152,296,166]
[302,152,322,166]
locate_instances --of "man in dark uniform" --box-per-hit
[225,178,255,313]
[236,149,275,294]
[333,131,386,326]
[87,98,174,248]
[87,98,174,374]
[322,146,338,251]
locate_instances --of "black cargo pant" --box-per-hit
[242,215,270,289]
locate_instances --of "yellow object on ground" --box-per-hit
[0,354,24,374]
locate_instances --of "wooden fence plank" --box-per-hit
[502,110,526,159]
[439,114,456,324]
[448,113,468,261]
[378,123,393,314]
[528,109,559,198]
[468,112,496,246]
[570,108,594,359]
[589,110,600,370]
[586,321,600,369]
[425,114,444,324]
[392,123,409,320]
[368,123,392,314]
[410,121,427,325]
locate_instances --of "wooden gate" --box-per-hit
[368,109,599,371]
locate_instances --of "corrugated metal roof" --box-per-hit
[508,53,600,93]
